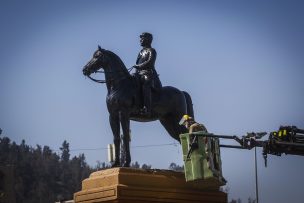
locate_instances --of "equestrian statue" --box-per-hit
[82,33,194,167]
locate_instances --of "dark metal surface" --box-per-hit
[83,45,194,167]
[133,32,161,115]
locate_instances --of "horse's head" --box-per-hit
[83,46,109,76]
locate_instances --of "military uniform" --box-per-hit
[134,32,159,114]
[135,47,157,86]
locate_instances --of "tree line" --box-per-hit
[0,135,184,203]
[0,134,253,203]
[0,137,92,202]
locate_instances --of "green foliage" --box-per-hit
[141,163,152,169]
[0,135,187,202]
[129,162,152,169]
[0,137,93,203]
[131,161,140,168]
[60,140,70,163]
[169,162,184,172]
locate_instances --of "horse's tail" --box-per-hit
[183,91,195,119]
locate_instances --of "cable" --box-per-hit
[54,143,178,152]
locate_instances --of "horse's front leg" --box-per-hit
[120,111,131,167]
[109,113,121,167]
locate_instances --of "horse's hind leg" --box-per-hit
[120,111,131,167]
[109,113,121,167]
[160,115,188,143]
[183,91,194,118]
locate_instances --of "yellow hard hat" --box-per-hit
[179,115,193,125]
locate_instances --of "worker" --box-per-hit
[179,115,221,177]
[179,115,207,133]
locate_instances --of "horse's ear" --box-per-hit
[98,45,102,51]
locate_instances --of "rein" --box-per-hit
[87,75,106,83]
[87,66,134,84]
[95,66,134,74]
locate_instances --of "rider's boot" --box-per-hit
[141,86,152,116]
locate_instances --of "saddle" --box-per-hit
[133,71,162,92]
[132,72,162,114]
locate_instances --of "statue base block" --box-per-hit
[74,167,227,203]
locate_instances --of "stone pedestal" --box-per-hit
[74,168,227,203]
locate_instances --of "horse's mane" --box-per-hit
[104,50,130,75]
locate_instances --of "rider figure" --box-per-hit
[133,32,158,115]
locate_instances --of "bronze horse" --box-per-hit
[83,46,194,167]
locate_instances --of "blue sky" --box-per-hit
[0,1,304,202]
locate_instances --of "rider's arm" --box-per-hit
[135,48,156,70]
[135,52,141,65]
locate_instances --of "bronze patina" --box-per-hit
[133,32,161,115]
[82,34,194,167]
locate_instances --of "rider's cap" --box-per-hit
[140,32,153,41]
[179,114,193,125]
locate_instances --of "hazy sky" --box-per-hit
[0,1,304,202]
